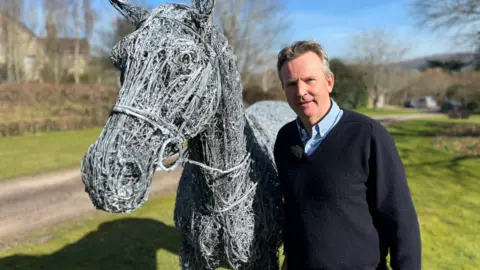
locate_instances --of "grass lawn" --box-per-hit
[420,114,480,124]
[0,117,479,269]
[354,106,422,116]
[387,119,480,269]
[0,195,184,270]
[0,128,102,180]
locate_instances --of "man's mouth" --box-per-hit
[299,101,313,106]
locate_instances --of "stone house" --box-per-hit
[0,13,90,82]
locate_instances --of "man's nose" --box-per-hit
[296,81,308,96]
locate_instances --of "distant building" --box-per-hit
[0,13,90,82]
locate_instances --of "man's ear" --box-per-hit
[193,0,215,15]
[327,72,335,93]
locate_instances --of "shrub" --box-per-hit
[0,83,119,136]
[242,85,286,105]
[329,59,369,109]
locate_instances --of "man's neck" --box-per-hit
[300,99,332,137]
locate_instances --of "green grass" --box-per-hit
[387,119,480,269]
[0,195,183,270]
[0,128,102,180]
[0,193,283,270]
[354,106,422,116]
[420,114,480,124]
[0,118,479,269]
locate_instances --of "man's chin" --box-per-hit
[297,104,314,115]
[297,110,316,120]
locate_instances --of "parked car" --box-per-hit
[404,96,438,109]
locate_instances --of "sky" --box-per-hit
[280,0,472,60]
[107,0,473,61]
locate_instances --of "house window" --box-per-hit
[24,55,36,71]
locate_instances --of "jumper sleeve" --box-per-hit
[273,126,287,256]
[370,124,422,270]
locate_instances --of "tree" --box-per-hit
[214,0,290,85]
[96,0,147,66]
[42,0,70,83]
[329,59,368,109]
[68,0,96,84]
[347,28,410,109]
[426,59,472,73]
[0,0,25,82]
[410,0,480,48]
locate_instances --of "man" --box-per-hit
[273,40,421,270]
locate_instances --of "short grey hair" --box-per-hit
[276,40,331,84]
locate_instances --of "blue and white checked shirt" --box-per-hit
[296,98,344,156]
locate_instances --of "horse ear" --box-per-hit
[109,0,150,28]
[193,0,215,16]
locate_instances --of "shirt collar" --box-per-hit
[296,98,341,140]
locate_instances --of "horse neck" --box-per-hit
[188,54,248,175]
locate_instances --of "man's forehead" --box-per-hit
[281,56,323,75]
[281,66,319,80]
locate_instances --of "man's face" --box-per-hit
[280,51,334,124]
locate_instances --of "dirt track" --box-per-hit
[0,165,183,248]
[0,112,443,248]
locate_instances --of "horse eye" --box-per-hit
[181,53,190,63]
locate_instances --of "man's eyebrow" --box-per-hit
[285,76,316,84]
[284,78,297,84]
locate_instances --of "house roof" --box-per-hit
[0,12,37,38]
[0,12,90,56]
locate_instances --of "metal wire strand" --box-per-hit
[81,1,297,269]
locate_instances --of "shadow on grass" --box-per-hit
[0,218,179,270]
[407,155,480,187]
[408,155,479,168]
[388,121,480,137]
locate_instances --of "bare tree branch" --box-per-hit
[410,0,480,46]
[0,0,26,82]
[214,0,290,85]
[42,0,70,83]
[347,28,411,108]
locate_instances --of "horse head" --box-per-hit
[81,0,226,213]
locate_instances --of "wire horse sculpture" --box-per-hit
[80,0,296,269]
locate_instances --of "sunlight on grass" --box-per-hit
[0,195,182,270]
[421,114,480,124]
[0,128,102,180]
[0,194,285,270]
[0,119,479,269]
[389,119,480,270]
[354,107,422,116]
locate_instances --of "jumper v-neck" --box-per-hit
[295,98,344,156]
[292,104,347,160]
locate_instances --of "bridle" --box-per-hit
[109,12,250,175]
